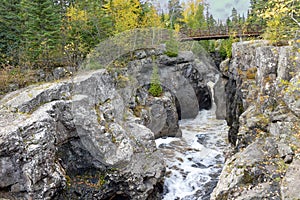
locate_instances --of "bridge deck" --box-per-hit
[181,32,262,41]
[180,25,264,41]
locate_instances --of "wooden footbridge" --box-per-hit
[180,25,264,41]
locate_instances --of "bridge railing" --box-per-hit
[181,24,264,38]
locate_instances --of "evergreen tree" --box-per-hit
[0,0,21,65]
[148,64,163,97]
[207,14,216,31]
[20,0,62,66]
[64,0,113,65]
[247,0,268,26]
[231,7,238,25]
[168,0,183,29]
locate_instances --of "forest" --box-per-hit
[0,0,299,94]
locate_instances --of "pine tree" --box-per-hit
[168,0,183,29]
[0,0,21,65]
[231,7,238,25]
[148,64,163,97]
[20,0,62,66]
[64,0,113,65]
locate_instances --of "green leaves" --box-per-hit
[250,0,300,44]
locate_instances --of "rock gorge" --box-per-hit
[0,40,299,200]
[0,48,216,199]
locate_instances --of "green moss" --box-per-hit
[274,177,281,182]
[97,174,106,187]
[65,175,71,187]
[111,134,117,143]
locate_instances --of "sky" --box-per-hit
[158,0,251,21]
[207,0,250,21]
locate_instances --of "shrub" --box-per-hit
[148,64,163,97]
[148,82,163,97]
[165,38,179,57]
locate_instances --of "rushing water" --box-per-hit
[155,109,229,200]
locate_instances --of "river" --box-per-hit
[155,109,229,200]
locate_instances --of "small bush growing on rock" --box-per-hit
[165,38,179,57]
[148,65,163,97]
[149,83,163,97]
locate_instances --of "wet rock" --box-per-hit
[214,76,227,119]
[196,134,209,145]
[191,163,207,169]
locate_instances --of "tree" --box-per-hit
[0,0,21,65]
[247,0,268,26]
[148,63,163,97]
[231,7,238,25]
[20,0,62,67]
[64,0,113,65]
[103,0,142,33]
[258,0,300,43]
[140,2,162,28]
[168,0,183,29]
[182,0,207,30]
[207,14,216,30]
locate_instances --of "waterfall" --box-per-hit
[155,76,229,200]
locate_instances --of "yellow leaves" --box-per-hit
[174,24,181,33]
[181,0,206,29]
[258,0,300,43]
[105,0,141,33]
[104,0,162,33]
[141,6,162,28]
[182,0,203,21]
[66,6,88,22]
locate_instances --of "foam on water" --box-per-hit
[155,109,229,200]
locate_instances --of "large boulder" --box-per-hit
[0,70,165,200]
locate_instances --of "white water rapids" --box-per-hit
[155,109,229,200]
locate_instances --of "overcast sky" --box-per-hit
[158,0,251,21]
[207,0,250,21]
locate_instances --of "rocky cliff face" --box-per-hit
[0,48,217,199]
[212,41,300,199]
